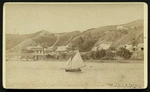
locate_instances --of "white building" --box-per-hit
[117,26,128,30]
[118,44,139,52]
[131,26,137,29]
[91,47,98,51]
[47,47,54,51]
[27,45,43,54]
[56,46,68,52]
[97,43,111,50]
[137,43,144,51]
[124,44,133,52]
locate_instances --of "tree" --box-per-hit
[81,52,91,60]
[90,51,97,59]
[131,38,138,46]
[104,49,115,60]
[109,46,116,51]
[116,47,133,59]
[81,39,97,52]
[46,54,53,59]
[90,49,106,60]
[96,49,106,59]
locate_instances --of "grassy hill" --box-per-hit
[31,30,57,48]
[7,30,58,53]
[69,19,144,51]
[6,19,144,53]
[55,31,81,46]
[6,34,30,50]
[112,27,143,47]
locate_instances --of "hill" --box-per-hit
[6,33,30,50]
[7,30,58,53]
[68,19,144,51]
[55,31,81,46]
[6,19,144,52]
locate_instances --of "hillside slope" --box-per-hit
[7,30,58,52]
[68,19,144,51]
[6,19,144,52]
[55,31,81,46]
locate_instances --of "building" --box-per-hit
[137,43,144,51]
[91,47,98,51]
[131,26,137,29]
[27,45,44,54]
[124,44,134,52]
[47,47,54,51]
[118,44,125,49]
[118,43,144,52]
[118,44,137,52]
[91,43,111,51]
[131,43,144,60]
[56,46,69,52]
[117,26,128,30]
[98,43,111,50]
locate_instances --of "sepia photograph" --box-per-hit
[3,2,148,89]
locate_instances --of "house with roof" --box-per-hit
[124,44,135,52]
[117,44,138,52]
[91,43,111,51]
[56,46,69,52]
[137,43,144,51]
[91,47,98,51]
[117,26,128,30]
[131,43,144,60]
[47,47,54,51]
[27,45,44,54]
[98,43,111,50]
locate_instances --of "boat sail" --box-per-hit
[65,51,86,72]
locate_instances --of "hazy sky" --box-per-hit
[4,3,145,34]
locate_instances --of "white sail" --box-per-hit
[70,51,86,69]
[66,57,72,68]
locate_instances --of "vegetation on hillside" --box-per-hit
[6,19,144,61]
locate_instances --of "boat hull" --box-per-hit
[65,68,81,72]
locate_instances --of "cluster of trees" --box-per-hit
[81,47,133,60]
[116,47,133,59]
[45,52,69,60]
[71,34,98,52]
[20,46,134,61]
[38,52,75,60]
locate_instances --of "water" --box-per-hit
[4,61,144,89]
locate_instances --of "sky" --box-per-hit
[4,3,145,34]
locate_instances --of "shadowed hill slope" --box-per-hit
[6,19,144,52]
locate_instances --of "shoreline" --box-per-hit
[6,59,144,63]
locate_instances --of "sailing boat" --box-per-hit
[65,50,86,72]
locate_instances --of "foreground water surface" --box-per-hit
[4,61,144,89]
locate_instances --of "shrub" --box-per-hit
[46,54,54,59]
[116,47,133,59]
[109,46,116,51]
[96,49,106,59]
[61,53,67,59]
[104,49,115,60]
[90,49,106,59]
[81,52,91,60]
[90,51,97,59]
